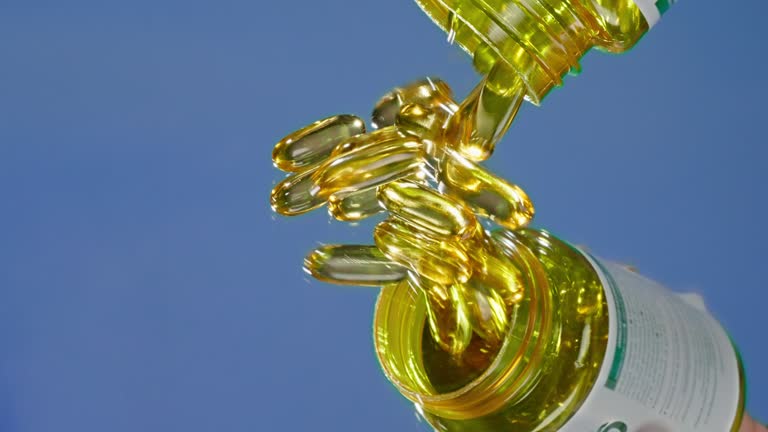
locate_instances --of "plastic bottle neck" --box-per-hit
[414,0,605,104]
[372,229,555,420]
[476,0,599,103]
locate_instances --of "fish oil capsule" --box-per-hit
[471,242,525,308]
[457,276,509,345]
[444,63,525,161]
[303,244,407,286]
[439,150,534,229]
[328,188,382,222]
[325,164,434,222]
[397,78,454,112]
[374,219,471,285]
[326,172,429,222]
[394,104,452,159]
[272,115,366,172]
[312,136,426,199]
[329,126,404,158]
[413,275,473,356]
[394,103,437,138]
[377,180,477,240]
[371,92,401,130]
[270,168,326,216]
[371,78,456,129]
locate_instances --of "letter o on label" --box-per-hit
[598,422,628,432]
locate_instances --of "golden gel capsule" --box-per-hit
[312,136,426,199]
[377,180,477,239]
[328,188,382,222]
[444,63,525,162]
[372,78,456,129]
[439,151,534,229]
[327,171,429,222]
[329,126,404,158]
[394,103,437,138]
[270,168,326,216]
[272,114,366,172]
[374,219,471,285]
[371,92,401,130]
[472,242,525,309]
[303,244,407,286]
[457,275,509,345]
[413,275,473,356]
[394,103,454,159]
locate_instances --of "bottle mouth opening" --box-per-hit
[372,230,553,420]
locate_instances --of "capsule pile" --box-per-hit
[270,73,532,358]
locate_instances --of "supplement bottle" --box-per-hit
[374,228,745,431]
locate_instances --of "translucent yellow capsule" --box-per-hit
[458,276,509,345]
[374,219,471,285]
[411,275,473,356]
[272,115,366,172]
[327,169,431,222]
[439,150,534,229]
[444,63,525,161]
[312,136,426,199]
[371,92,401,130]
[270,168,326,216]
[400,78,455,112]
[472,241,525,309]
[377,180,477,240]
[329,126,404,158]
[394,104,450,154]
[394,103,434,137]
[328,188,382,222]
[371,78,456,129]
[303,244,407,286]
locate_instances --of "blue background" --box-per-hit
[1,1,766,431]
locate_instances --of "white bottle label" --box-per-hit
[632,0,676,27]
[560,255,743,432]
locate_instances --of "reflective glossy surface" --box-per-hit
[272,114,366,172]
[374,219,472,285]
[328,188,382,221]
[312,136,425,198]
[413,0,648,102]
[303,244,407,286]
[269,168,326,216]
[415,275,474,356]
[439,150,534,229]
[378,180,476,239]
[375,229,610,431]
[444,63,525,161]
[372,78,455,129]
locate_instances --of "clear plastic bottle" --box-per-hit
[413,0,672,104]
[374,228,745,432]
[405,0,680,161]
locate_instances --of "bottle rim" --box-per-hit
[372,229,554,420]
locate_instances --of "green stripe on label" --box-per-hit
[591,257,628,390]
[655,0,672,15]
